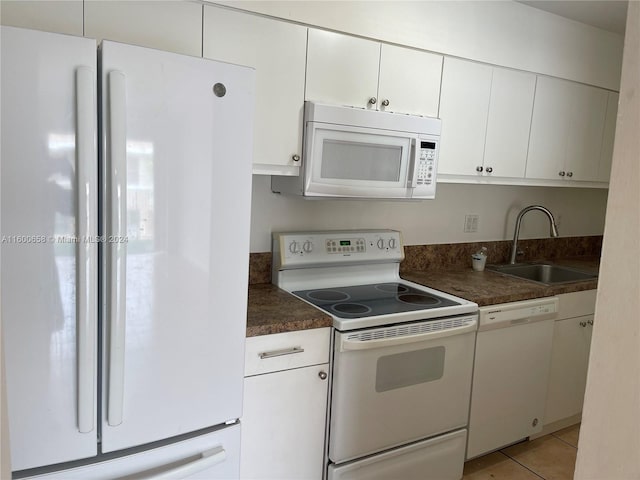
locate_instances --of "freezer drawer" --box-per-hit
[328,429,467,480]
[24,424,240,479]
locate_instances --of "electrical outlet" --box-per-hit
[464,214,479,233]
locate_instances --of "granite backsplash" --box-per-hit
[249,235,603,285]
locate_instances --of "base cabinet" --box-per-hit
[241,328,331,480]
[544,314,594,425]
[543,291,596,428]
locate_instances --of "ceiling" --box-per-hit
[516,0,628,35]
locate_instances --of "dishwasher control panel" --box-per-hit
[478,297,559,331]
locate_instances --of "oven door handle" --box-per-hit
[339,321,477,352]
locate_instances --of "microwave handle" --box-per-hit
[408,138,419,188]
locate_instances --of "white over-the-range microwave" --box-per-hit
[272,101,441,200]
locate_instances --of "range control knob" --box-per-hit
[289,241,301,254]
[377,238,385,250]
[303,240,313,253]
[388,238,397,249]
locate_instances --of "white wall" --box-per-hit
[216,0,623,90]
[575,2,640,478]
[250,176,608,252]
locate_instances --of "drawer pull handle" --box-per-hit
[259,346,305,359]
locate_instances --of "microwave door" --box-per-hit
[305,126,412,198]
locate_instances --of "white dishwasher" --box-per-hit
[466,296,559,460]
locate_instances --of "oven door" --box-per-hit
[329,316,477,464]
[304,122,420,199]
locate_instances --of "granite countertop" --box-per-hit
[246,257,599,335]
[403,257,599,307]
[246,283,333,337]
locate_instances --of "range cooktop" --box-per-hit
[293,282,460,319]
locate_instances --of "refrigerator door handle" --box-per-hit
[76,66,98,434]
[139,447,227,479]
[107,70,128,427]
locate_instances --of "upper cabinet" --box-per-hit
[526,76,608,183]
[203,6,306,176]
[438,58,536,179]
[84,1,202,57]
[483,68,537,178]
[597,92,619,183]
[438,59,492,177]
[305,29,442,117]
[0,0,83,36]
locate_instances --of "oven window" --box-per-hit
[321,139,402,181]
[375,346,445,393]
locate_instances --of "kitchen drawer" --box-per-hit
[557,290,597,319]
[244,327,331,376]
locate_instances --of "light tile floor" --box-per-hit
[462,424,580,480]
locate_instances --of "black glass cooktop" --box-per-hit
[293,282,460,318]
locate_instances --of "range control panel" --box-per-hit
[273,230,404,269]
[415,141,437,187]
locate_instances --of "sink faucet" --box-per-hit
[509,205,559,264]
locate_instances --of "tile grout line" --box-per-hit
[550,433,579,450]
[498,450,548,480]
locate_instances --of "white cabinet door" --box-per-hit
[203,6,307,176]
[377,43,442,117]
[544,315,594,424]
[241,364,330,480]
[565,84,608,181]
[526,76,573,181]
[527,76,608,182]
[100,41,254,453]
[84,1,202,56]
[438,58,492,176]
[597,91,619,182]
[306,29,380,109]
[483,68,536,178]
[306,30,443,117]
[1,26,98,471]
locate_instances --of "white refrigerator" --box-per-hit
[1,26,254,478]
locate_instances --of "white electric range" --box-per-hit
[272,230,479,480]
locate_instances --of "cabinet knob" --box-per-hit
[567,171,573,178]
[580,321,587,327]
[588,319,594,326]
[292,154,300,163]
[368,97,377,105]
[476,166,484,173]
[485,167,493,173]
[559,171,566,177]
[381,99,390,107]
[532,418,539,427]
[318,371,328,380]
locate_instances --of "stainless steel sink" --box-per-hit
[486,263,597,285]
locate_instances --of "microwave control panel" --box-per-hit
[415,141,437,186]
